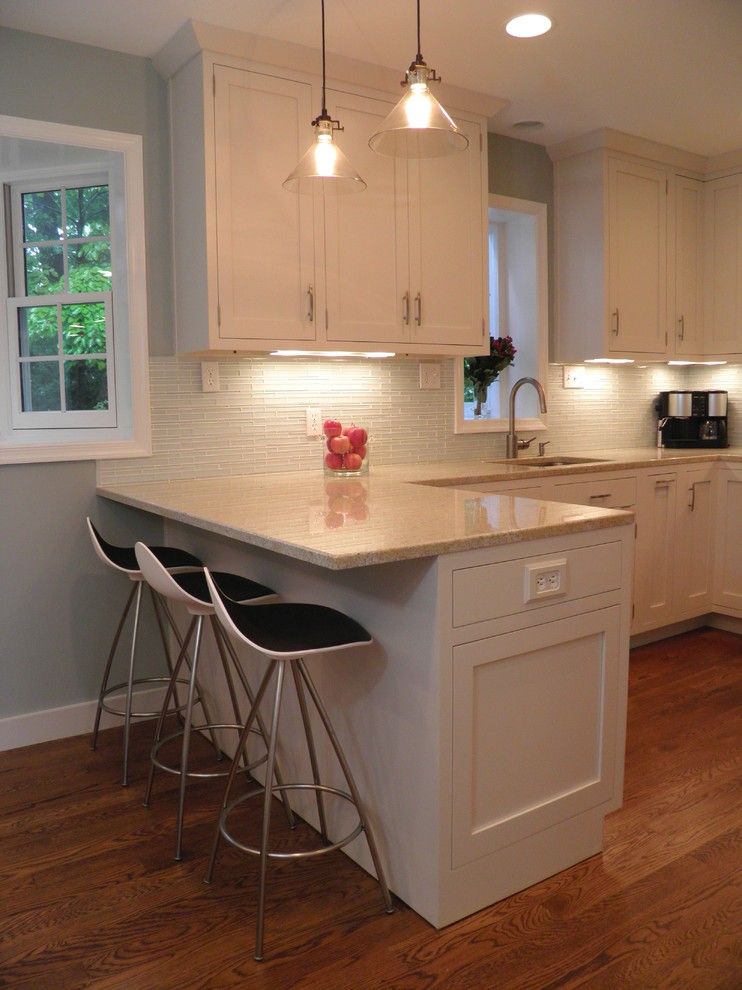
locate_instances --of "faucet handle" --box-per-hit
[538,440,550,456]
[517,436,537,450]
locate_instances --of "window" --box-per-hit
[0,114,150,464]
[455,194,548,434]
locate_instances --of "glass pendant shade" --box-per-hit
[283,119,366,194]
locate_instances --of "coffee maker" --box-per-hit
[656,391,729,448]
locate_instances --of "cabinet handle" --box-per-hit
[307,285,314,323]
[655,479,671,487]
[588,493,611,500]
[688,483,696,511]
[414,292,422,326]
[677,314,685,341]
[611,309,620,335]
[402,292,410,326]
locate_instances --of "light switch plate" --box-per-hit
[201,362,220,392]
[419,362,442,389]
[563,365,586,389]
[305,407,322,437]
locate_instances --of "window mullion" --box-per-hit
[60,184,69,293]
[56,302,67,412]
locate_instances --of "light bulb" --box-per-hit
[313,133,338,177]
[403,86,435,129]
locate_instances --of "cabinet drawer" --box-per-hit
[550,476,637,509]
[452,541,623,628]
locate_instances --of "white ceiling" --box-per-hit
[1,0,741,155]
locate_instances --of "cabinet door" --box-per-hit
[704,174,742,357]
[633,472,677,632]
[409,115,487,348]
[608,158,668,355]
[674,468,715,616]
[213,65,319,342]
[713,468,742,611]
[324,90,410,344]
[674,176,705,355]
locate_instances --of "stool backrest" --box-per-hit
[204,568,248,645]
[87,516,138,575]
[135,541,204,610]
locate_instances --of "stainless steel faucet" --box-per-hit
[506,377,548,458]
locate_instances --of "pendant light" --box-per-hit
[369,0,468,159]
[283,0,366,194]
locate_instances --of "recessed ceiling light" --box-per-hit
[512,120,545,130]
[506,13,553,38]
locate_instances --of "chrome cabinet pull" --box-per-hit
[677,314,685,340]
[307,285,314,323]
[589,493,611,500]
[688,483,696,511]
[414,292,422,326]
[611,309,620,335]
[402,292,410,326]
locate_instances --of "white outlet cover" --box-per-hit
[305,407,322,437]
[524,558,568,603]
[563,365,586,389]
[419,362,442,389]
[201,361,220,392]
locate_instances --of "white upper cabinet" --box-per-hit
[704,173,742,357]
[673,175,705,356]
[169,52,489,356]
[607,158,668,355]
[213,66,320,344]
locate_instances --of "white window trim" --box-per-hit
[454,193,549,435]
[0,114,151,464]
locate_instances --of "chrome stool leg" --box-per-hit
[214,623,296,830]
[297,658,394,916]
[91,582,138,752]
[291,663,328,844]
[174,614,205,861]
[121,581,144,787]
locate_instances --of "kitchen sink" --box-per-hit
[490,456,608,467]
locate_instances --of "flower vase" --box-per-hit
[474,383,489,417]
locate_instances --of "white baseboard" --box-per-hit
[708,613,742,634]
[0,685,166,753]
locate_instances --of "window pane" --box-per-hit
[22,189,62,242]
[24,245,64,295]
[64,359,108,411]
[62,302,107,355]
[20,361,61,411]
[66,185,109,238]
[18,305,58,357]
[68,242,112,292]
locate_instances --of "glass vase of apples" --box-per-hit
[322,419,369,476]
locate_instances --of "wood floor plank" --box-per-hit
[0,626,739,989]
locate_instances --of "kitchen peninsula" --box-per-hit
[99,463,635,926]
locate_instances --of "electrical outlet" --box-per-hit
[419,362,442,389]
[305,407,322,437]
[563,365,586,389]
[201,362,220,392]
[524,559,567,603]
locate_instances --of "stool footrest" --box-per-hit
[219,783,364,860]
[100,677,193,719]
[151,725,268,780]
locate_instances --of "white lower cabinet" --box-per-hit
[674,467,715,617]
[713,467,742,613]
[633,471,678,632]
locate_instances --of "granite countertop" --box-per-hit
[97,448,740,570]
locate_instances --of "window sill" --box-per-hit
[0,436,151,465]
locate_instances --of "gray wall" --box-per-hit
[488,131,555,344]
[0,28,169,719]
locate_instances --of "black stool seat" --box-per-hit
[220,598,372,654]
[174,570,275,604]
[91,521,202,573]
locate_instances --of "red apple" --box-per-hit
[329,435,351,455]
[343,452,363,471]
[324,452,344,471]
[354,444,367,460]
[347,426,367,448]
[323,419,342,438]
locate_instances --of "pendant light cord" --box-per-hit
[416,0,423,62]
[321,0,328,116]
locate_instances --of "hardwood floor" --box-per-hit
[0,627,740,989]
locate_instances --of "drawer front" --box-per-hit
[550,476,637,509]
[452,540,623,628]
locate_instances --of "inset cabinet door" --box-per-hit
[674,468,715,616]
[633,472,677,632]
[713,468,742,610]
[608,158,668,355]
[213,65,320,342]
[704,174,742,356]
[674,176,705,355]
[409,114,487,348]
[324,90,410,344]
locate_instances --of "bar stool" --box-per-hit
[87,517,213,787]
[135,542,296,862]
[202,567,394,962]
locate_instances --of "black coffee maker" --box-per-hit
[656,390,729,448]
